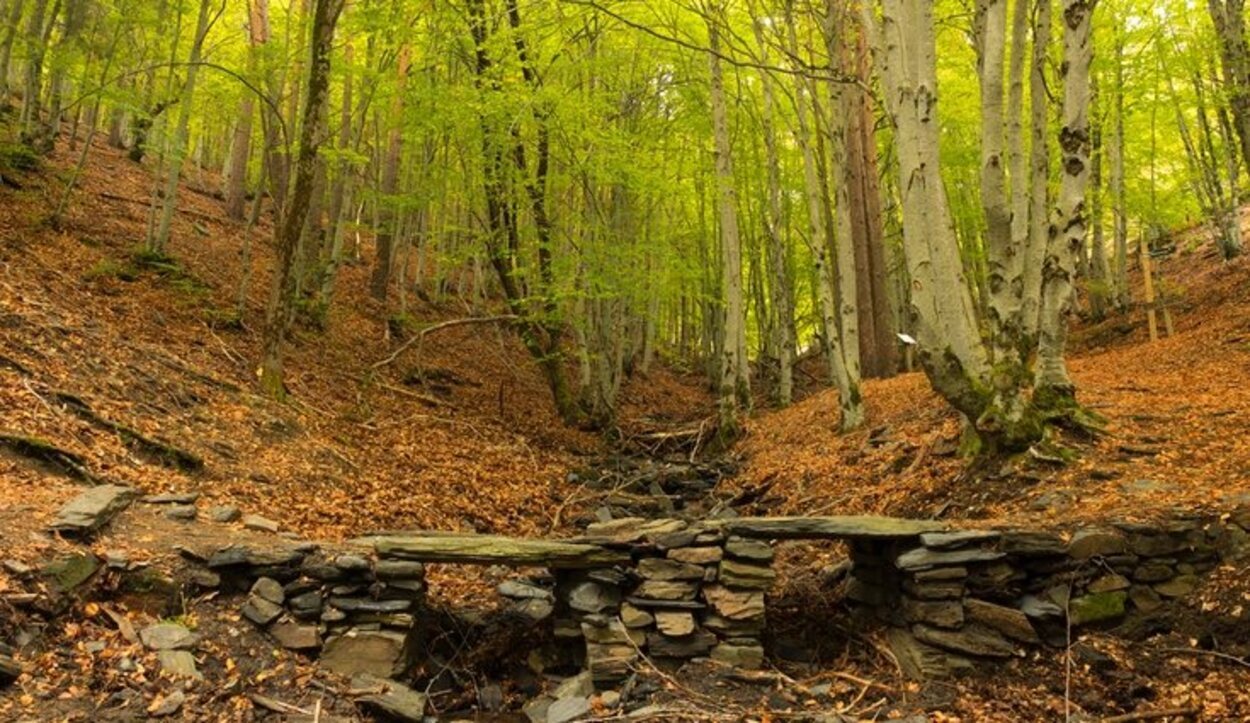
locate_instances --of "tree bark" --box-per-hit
[1020,0,1052,340]
[1208,0,1250,177]
[259,0,343,398]
[369,44,409,301]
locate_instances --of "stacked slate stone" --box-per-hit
[556,517,771,683]
[195,543,425,676]
[846,511,1250,678]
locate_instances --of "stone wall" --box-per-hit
[845,511,1250,677]
[190,542,427,678]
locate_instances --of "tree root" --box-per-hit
[51,391,204,473]
[0,432,99,482]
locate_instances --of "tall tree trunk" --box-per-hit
[369,44,409,301]
[19,0,51,144]
[1035,0,1096,407]
[706,9,750,431]
[224,2,267,221]
[1020,0,1052,340]
[320,41,354,304]
[0,0,23,103]
[147,0,219,255]
[1110,25,1129,308]
[259,0,342,397]
[1208,0,1250,177]
[1088,75,1109,319]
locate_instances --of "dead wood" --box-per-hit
[50,391,204,472]
[371,315,518,370]
[1099,708,1200,722]
[0,432,98,482]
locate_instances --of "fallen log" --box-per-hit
[0,432,98,482]
[51,391,204,473]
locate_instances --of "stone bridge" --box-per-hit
[190,510,1250,685]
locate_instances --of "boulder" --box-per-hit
[726,516,946,540]
[498,580,553,600]
[50,485,136,535]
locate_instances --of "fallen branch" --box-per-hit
[97,191,225,224]
[0,432,98,482]
[1161,646,1250,670]
[371,315,518,370]
[51,391,204,472]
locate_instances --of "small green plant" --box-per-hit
[84,258,140,282]
[0,142,40,174]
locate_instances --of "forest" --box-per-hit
[1,0,1250,720]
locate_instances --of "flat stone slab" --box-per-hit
[50,485,136,534]
[372,535,629,568]
[727,516,948,540]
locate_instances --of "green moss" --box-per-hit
[84,258,140,282]
[1069,590,1127,626]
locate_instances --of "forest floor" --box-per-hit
[2,126,1250,720]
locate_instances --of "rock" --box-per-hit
[726,516,946,540]
[620,603,654,628]
[241,595,284,626]
[1069,591,1128,625]
[647,629,716,657]
[654,611,695,636]
[1132,562,1175,583]
[374,534,628,567]
[139,623,199,651]
[887,628,975,679]
[667,546,723,565]
[288,591,323,618]
[147,690,186,717]
[271,622,321,650]
[190,570,220,588]
[479,683,504,712]
[1129,584,1164,612]
[321,630,410,678]
[586,644,635,681]
[1129,532,1185,557]
[499,580,554,600]
[895,547,1004,571]
[156,650,202,680]
[50,485,136,535]
[334,554,370,571]
[915,566,968,581]
[243,514,280,533]
[567,581,620,613]
[637,558,704,581]
[724,538,774,562]
[0,654,23,685]
[1087,573,1131,593]
[902,599,964,629]
[581,620,643,646]
[902,577,964,600]
[208,505,241,523]
[357,675,429,722]
[633,580,697,601]
[598,690,621,709]
[251,577,286,605]
[703,586,765,620]
[510,598,555,622]
[1153,574,1198,598]
[717,559,776,590]
[547,696,592,723]
[41,552,101,592]
[328,597,412,613]
[2,559,31,576]
[912,623,1015,658]
[552,670,594,700]
[919,530,1001,550]
[711,643,765,669]
[1068,528,1128,559]
[1001,531,1066,556]
[963,599,1039,643]
[145,492,200,504]
[374,560,425,579]
[523,696,554,723]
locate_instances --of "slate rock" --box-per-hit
[0,654,23,685]
[288,590,323,616]
[523,697,553,723]
[902,599,963,629]
[243,514,280,533]
[1069,591,1128,625]
[270,622,321,651]
[703,586,765,620]
[710,643,765,669]
[510,598,554,622]
[321,630,410,678]
[41,552,100,592]
[895,547,1004,571]
[547,696,591,723]
[1153,574,1198,598]
[251,577,285,605]
[632,580,697,601]
[156,650,202,680]
[242,595,284,626]
[724,538,774,562]
[654,611,695,637]
[919,530,1001,550]
[552,670,594,700]
[963,599,1039,644]
[50,485,136,535]
[567,581,620,614]
[328,597,412,613]
[620,603,654,628]
[334,554,370,572]
[1001,531,1066,556]
[208,505,241,523]
[1132,562,1175,583]
[637,558,704,581]
[912,623,1015,658]
[139,623,199,651]
[357,675,429,722]
[145,492,200,505]
[585,643,635,681]
[148,690,186,717]
[1088,573,1131,594]
[1129,584,1164,612]
[647,629,716,658]
[373,560,425,580]
[1068,528,1128,559]
[717,559,776,590]
[667,546,723,565]
[499,580,554,600]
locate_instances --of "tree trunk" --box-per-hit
[369,44,409,301]
[224,3,266,221]
[1208,0,1250,177]
[706,11,750,432]
[1020,0,1052,340]
[1110,26,1129,308]
[0,0,23,103]
[1088,75,1109,319]
[1035,0,1096,408]
[259,0,342,397]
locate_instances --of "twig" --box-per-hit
[1099,708,1200,722]
[371,315,517,369]
[1161,647,1250,670]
